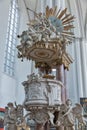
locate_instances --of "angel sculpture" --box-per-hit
[4,102,27,130]
[4,103,17,130]
[56,99,86,130]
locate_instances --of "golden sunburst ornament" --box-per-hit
[45,6,75,42]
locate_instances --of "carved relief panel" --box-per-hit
[23,77,62,107]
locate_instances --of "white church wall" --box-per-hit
[0,74,17,107]
[65,0,87,103]
[65,0,81,103]
[80,0,87,27]
[0,0,18,107]
[66,44,79,103]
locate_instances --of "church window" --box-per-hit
[4,0,19,76]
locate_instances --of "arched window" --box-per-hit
[4,0,19,76]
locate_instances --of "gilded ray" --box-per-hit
[62,33,74,37]
[62,31,74,35]
[63,16,75,24]
[53,6,57,16]
[63,21,74,25]
[61,14,71,21]
[62,33,75,39]
[58,8,67,19]
[56,9,61,17]
[65,37,74,41]
[64,25,74,30]
[46,6,50,18]
[65,36,75,40]
[50,8,54,15]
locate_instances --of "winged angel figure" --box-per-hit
[55,99,86,130]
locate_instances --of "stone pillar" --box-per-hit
[56,65,65,130]
[56,65,66,103]
[80,39,87,97]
